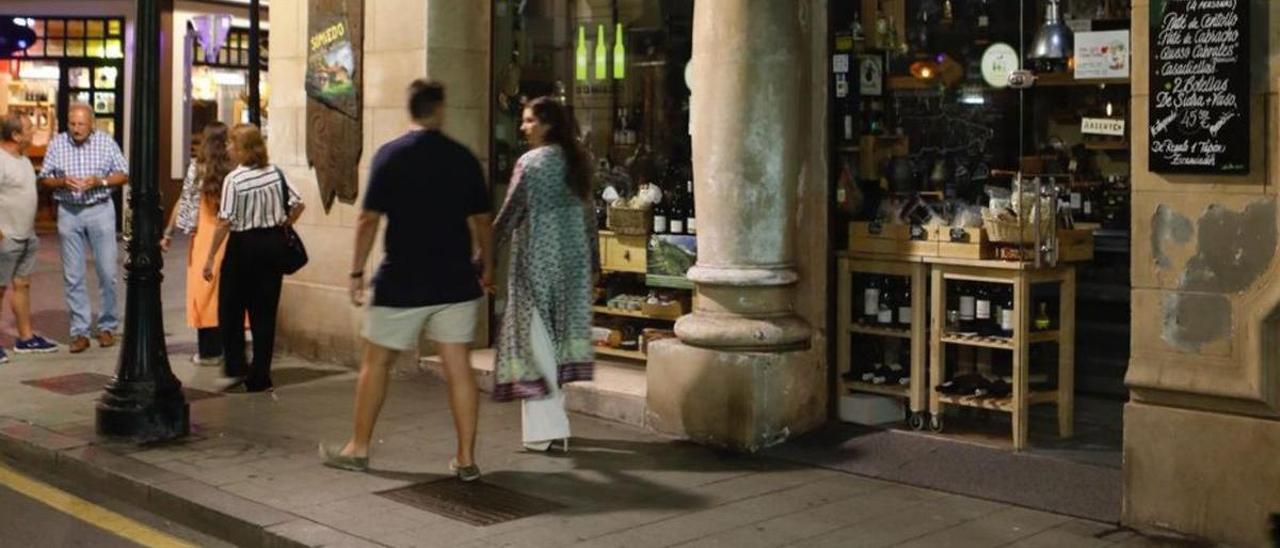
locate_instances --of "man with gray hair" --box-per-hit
[0,114,58,362]
[37,103,128,353]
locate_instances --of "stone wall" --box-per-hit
[1124,0,1280,544]
[268,0,489,365]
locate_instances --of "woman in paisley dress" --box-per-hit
[494,97,598,452]
[161,122,235,365]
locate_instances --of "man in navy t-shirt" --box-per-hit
[321,80,491,482]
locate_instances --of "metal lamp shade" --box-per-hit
[1029,0,1072,60]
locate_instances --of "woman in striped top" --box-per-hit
[202,123,305,393]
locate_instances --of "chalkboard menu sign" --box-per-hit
[1148,0,1250,174]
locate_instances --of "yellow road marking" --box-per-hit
[0,462,197,548]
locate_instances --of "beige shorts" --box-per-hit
[363,298,481,351]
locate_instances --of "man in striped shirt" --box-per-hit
[37,104,128,353]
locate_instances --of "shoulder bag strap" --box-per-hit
[272,166,290,224]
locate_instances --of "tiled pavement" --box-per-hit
[0,235,1184,547]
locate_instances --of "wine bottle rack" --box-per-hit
[836,255,930,429]
[927,262,1076,450]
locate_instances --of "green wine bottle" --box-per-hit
[613,23,626,79]
[1034,302,1051,330]
[575,26,588,81]
[595,25,608,80]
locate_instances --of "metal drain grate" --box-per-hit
[22,373,113,395]
[378,478,564,526]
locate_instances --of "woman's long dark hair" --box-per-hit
[197,122,234,201]
[527,97,591,201]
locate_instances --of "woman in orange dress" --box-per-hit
[162,122,235,365]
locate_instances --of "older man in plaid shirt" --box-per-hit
[37,104,128,353]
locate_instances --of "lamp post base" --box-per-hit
[96,383,189,443]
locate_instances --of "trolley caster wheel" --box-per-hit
[908,412,926,431]
[929,414,945,433]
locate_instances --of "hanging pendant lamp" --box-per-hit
[1029,0,1072,61]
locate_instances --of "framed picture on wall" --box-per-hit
[858,54,883,96]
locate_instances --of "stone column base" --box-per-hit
[644,339,825,453]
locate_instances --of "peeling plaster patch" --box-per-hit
[1162,293,1232,351]
[1181,199,1276,293]
[1151,204,1192,270]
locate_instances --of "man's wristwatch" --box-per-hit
[99,177,108,188]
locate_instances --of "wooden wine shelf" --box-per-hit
[595,347,646,361]
[928,261,1076,451]
[1033,72,1130,87]
[935,390,1059,412]
[849,322,912,339]
[939,330,1059,350]
[843,380,911,398]
[646,274,694,290]
[592,306,678,321]
[837,256,930,418]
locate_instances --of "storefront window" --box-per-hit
[194,28,267,71]
[2,15,128,230]
[832,0,1133,444]
[9,16,126,61]
[491,0,695,360]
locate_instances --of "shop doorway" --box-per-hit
[810,0,1131,523]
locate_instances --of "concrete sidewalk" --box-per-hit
[0,234,1158,547]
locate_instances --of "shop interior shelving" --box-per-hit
[595,231,692,362]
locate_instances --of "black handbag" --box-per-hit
[273,167,308,274]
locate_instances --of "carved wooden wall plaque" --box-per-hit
[305,0,363,211]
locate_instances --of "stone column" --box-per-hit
[646,0,823,452]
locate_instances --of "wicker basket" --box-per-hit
[607,205,652,235]
[982,211,1053,244]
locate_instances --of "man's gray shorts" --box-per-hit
[363,298,481,351]
[0,236,38,286]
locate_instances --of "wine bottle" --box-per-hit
[957,282,976,333]
[575,26,588,81]
[612,23,626,80]
[652,185,668,234]
[897,277,912,327]
[877,280,894,324]
[1035,302,1052,331]
[864,275,881,323]
[595,25,608,80]
[1000,287,1015,337]
[975,283,993,335]
[668,182,685,234]
[684,179,696,235]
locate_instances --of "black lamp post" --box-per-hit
[96,0,189,442]
[248,0,262,126]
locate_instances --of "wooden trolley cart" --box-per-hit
[837,253,931,429]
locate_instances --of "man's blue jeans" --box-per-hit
[56,202,118,339]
